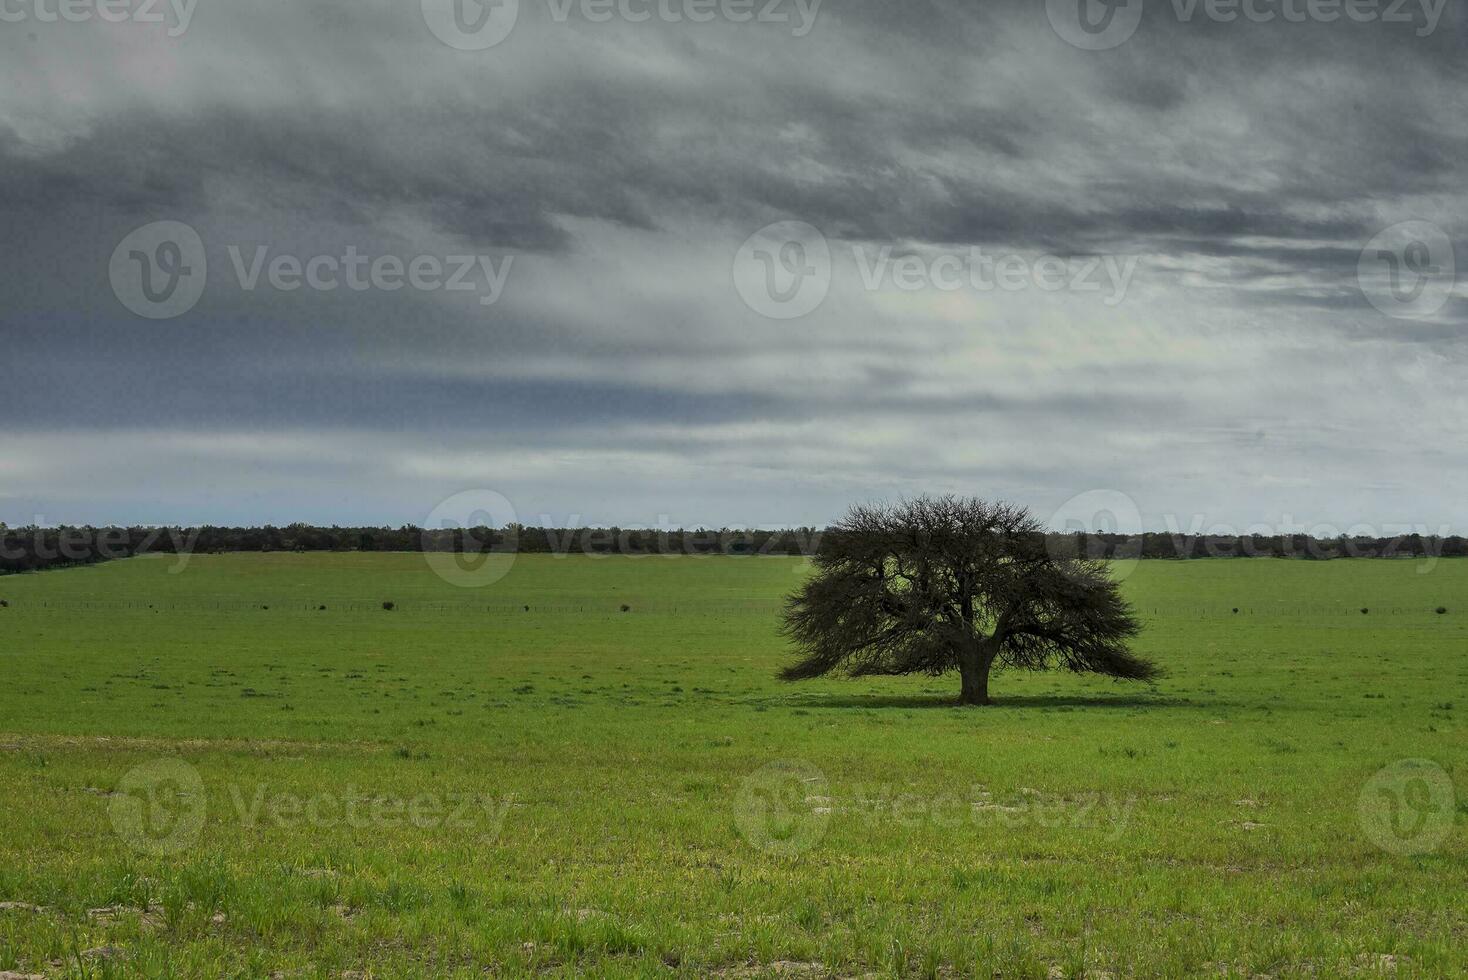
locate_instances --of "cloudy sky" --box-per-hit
[2,0,1465,533]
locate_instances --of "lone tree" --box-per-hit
[780,496,1157,705]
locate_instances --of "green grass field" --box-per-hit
[0,553,1464,978]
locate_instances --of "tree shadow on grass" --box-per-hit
[777,691,1206,710]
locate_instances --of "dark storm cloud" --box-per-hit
[0,108,620,251]
[5,3,1461,256]
[1,0,1466,525]
[6,1,1464,266]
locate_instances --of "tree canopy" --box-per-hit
[779,496,1158,705]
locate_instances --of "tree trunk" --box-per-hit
[958,642,992,706]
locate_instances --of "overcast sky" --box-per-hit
[2,0,1465,532]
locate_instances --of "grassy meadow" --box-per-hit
[0,552,1464,977]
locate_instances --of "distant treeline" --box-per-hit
[0,524,821,575]
[1066,532,1467,561]
[1,524,1464,576]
